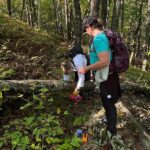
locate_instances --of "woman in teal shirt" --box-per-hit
[80,16,121,135]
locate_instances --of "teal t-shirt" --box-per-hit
[89,32,112,65]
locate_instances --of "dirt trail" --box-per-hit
[79,91,150,150]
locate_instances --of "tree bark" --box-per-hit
[111,0,121,31]
[67,5,72,40]
[58,0,64,36]
[7,0,12,16]
[133,0,143,58]
[52,0,64,35]
[25,0,31,26]
[101,0,108,28]
[120,0,124,32]
[52,0,58,32]
[73,0,82,45]
[20,0,26,20]
[37,0,41,27]
[90,0,99,17]
[146,0,150,50]
[64,0,70,40]
[31,0,37,27]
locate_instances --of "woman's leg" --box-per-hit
[100,72,121,135]
[101,97,117,134]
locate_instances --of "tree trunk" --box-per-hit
[133,0,143,58]
[107,0,112,26]
[64,0,68,28]
[57,0,64,36]
[111,0,117,30]
[25,0,31,26]
[37,0,41,27]
[7,0,12,16]
[133,0,143,63]
[52,0,64,35]
[142,59,148,71]
[67,5,72,40]
[64,0,70,40]
[24,0,36,27]
[73,0,82,45]
[142,0,150,71]
[101,0,108,28]
[90,0,100,17]
[146,0,150,50]
[129,51,135,64]
[52,0,58,32]
[20,0,26,20]
[31,0,37,27]
[29,0,33,26]
[111,0,121,31]
[120,0,124,32]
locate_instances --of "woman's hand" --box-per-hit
[79,67,86,74]
[73,88,79,95]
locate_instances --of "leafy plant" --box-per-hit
[0,84,10,109]
[74,115,89,126]
[0,68,16,79]
[93,121,126,150]
[57,136,82,150]
[0,84,83,149]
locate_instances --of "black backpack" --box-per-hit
[105,29,129,73]
[92,29,129,73]
[65,45,84,59]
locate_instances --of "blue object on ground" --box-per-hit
[76,129,83,138]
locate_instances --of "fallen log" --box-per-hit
[121,81,150,97]
[0,79,58,86]
[0,80,74,92]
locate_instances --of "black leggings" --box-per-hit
[101,98,117,134]
[100,72,121,134]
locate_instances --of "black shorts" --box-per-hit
[74,71,90,82]
[100,72,121,103]
[74,71,78,82]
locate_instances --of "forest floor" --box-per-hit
[79,89,150,150]
[0,15,150,149]
[0,79,149,150]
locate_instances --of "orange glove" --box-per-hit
[73,89,79,96]
[82,133,88,143]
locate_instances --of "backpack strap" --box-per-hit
[90,34,111,55]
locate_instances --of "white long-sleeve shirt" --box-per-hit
[72,54,87,89]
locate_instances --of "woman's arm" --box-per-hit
[79,51,109,74]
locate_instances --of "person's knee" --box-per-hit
[61,61,72,74]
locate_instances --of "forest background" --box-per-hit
[0,0,150,71]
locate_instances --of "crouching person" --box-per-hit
[61,44,90,96]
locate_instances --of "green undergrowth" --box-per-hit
[0,81,146,149]
[125,66,150,87]
[122,66,150,96]
[0,85,86,150]
[0,66,16,79]
[0,81,129,149]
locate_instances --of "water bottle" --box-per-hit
[90,71,94,82]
